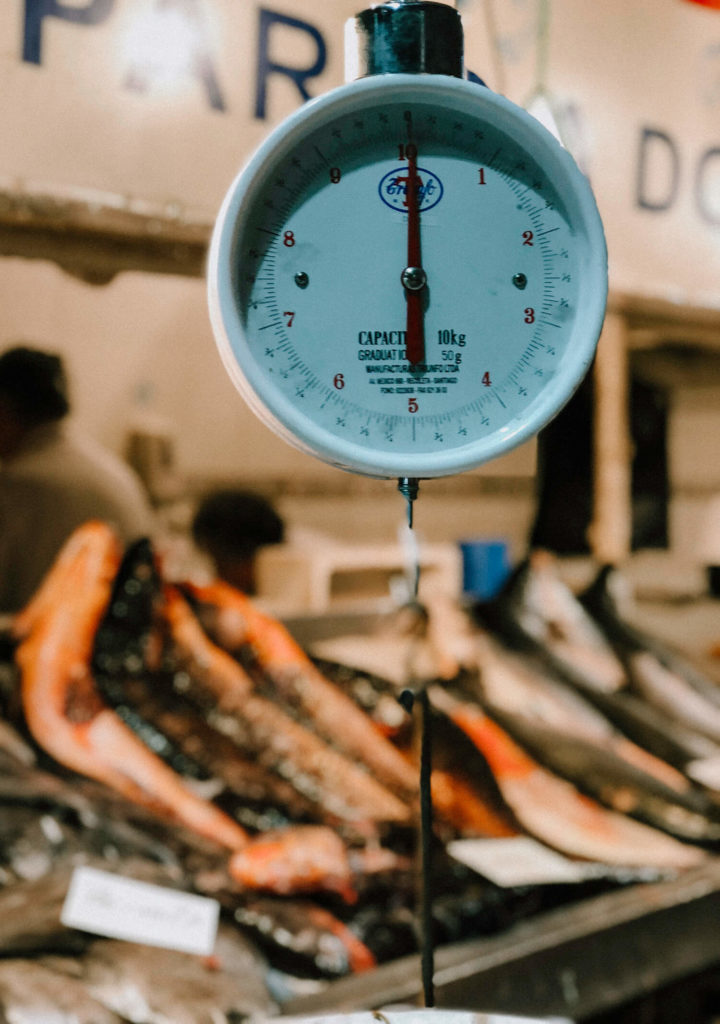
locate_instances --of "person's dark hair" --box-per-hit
[0,346,70,426]
[191,489,284,561]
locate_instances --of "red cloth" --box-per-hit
[683,0,720,8]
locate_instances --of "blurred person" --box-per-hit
[0,345,154,613]
[191,488,285,594]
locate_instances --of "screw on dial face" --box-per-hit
[209,75,607,480]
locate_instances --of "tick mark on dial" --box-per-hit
[294,272,309,289]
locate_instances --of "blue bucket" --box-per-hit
[459,539,511,601]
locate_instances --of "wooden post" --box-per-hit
[589,310,632,565]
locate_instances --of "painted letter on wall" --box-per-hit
[23,0,114,64]
[636,126,680,212]
[255,8,327,120]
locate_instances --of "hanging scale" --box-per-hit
[207,0,608,1005]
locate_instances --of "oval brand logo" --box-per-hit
[378,167,444,212]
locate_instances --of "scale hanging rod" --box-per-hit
[398,476,420,529]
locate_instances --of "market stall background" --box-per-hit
[0,0,718,569]
[3,4,720,1021]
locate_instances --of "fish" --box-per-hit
[11,519,121,643]
[0,804,72,891]
[481,710,720,844]
[90,539,329,832]
[0,957,129,1024]
[109,674,327,833]
[478,554,720,770]
[14,521,250,852]
[464,633,692,795]
[11,778,193,896]
[629,650,720,747]
[0,905,274,1023]
[478,552,628,694]
[233,896,377,978]
[313,655,517,838]
[582,566,720,706]
[344,846,591,966]
[442,650,720,842]
[0,740,243,881]
[93,544,518,847]
[580,566,720,746]
[429,767,521,840]
[566,675,720,769]
[418,702,521,840]
[193,587,520,837]
[23,531,412,910]
[182,579,420,798]
[431,687,706,870]
[161,585,412,827]
[0,749,239,896]
[0,753,385,987]
[311,656,414,744]
[54,926,274,1024]
[0,856,183,958]
[229,824,362,902]
[91,534,160,680]
[0,754,379,983]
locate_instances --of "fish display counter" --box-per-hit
[280,858,720,1021]
[3,522,720,1020]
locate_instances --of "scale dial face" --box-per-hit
[209,74,607,479]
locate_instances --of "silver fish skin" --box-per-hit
[0,757,211,874]
[486,709,720,843]
[469,634,690,794]
[581,564,720,711]
[521,650,720,769]
[498,553,628,694]
[0,958,130,1023]
[629,650,720,746]
[472,633,617,737]
[432,687,707,871]
[481,560,720,766]
[51,927,274,1024]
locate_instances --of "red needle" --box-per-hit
[403,145,426,367]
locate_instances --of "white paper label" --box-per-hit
[447,837,665,888]
[61,866,220,955]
